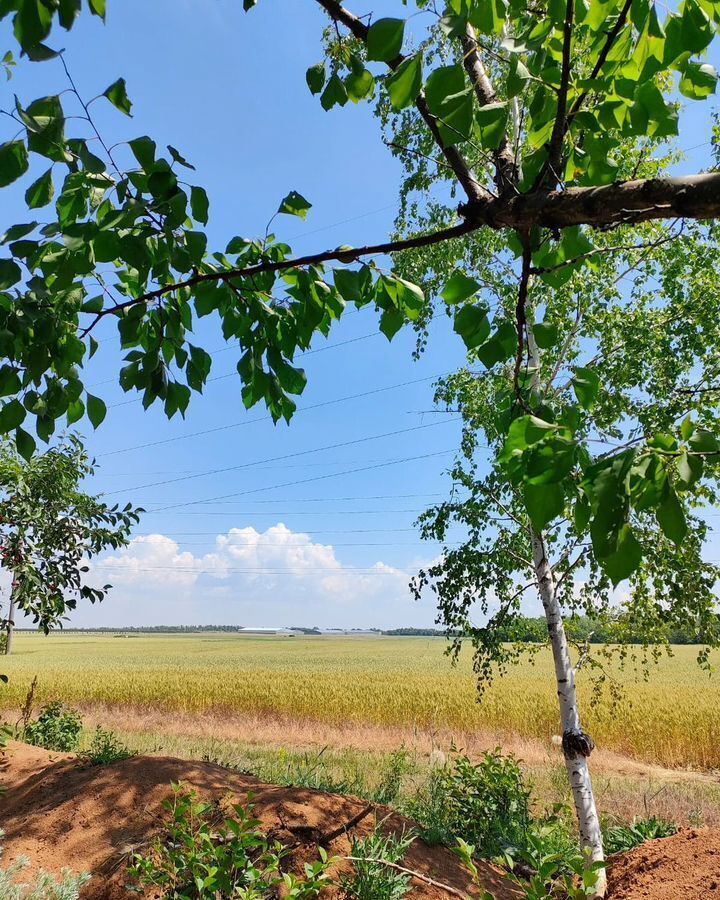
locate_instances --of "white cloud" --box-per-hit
[74,523,439,629]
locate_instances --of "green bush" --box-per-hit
[23,701,82,752]
[128,784,334,899]
[83,726,133,766]
[407,748,532,858]
[342,826,414,900]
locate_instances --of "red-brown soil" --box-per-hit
[3,741,720,899]
[0,741,518,898]
[606,828,720,899]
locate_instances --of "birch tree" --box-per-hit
[1,0,720,889]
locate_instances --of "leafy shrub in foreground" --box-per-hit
[23,701,82,752]
[128,784,335,898]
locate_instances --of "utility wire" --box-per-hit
[103,419,460,497]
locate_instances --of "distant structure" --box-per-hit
[236,627,297,636]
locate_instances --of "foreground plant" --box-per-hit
[0,833,89,900]
[23,700,82,752]
[1,1,720,886]
[128,784,335,899]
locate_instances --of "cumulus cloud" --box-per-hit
[74,523,438,629]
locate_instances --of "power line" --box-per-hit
[98,372,445,458]
[151,447,456,513]
[104,419,459,496]
[140,507,431,515]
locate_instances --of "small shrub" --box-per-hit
[603,816,677,854]
[128,784,335,899]
[343,826,415,900]
[23,701,82,752]
[83,726,133,766]
[0,833,90,900]
[408,748,532,858]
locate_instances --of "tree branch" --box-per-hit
[513,232,533,407]
[81,221,476,330]
[460,24,518,193]
[314,0,491,204]
[460,172,720,229]
[545,0,574,186]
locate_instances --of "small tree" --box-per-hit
[0,436,140,654]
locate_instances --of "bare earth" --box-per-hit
[2,741,719,899]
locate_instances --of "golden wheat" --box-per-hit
[1,633,717,769]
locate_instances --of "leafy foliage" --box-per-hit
[0,436,139,635]
[23,700,82,751]
[128,784,335,899]
[603,816,677,854]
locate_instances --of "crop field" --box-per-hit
[1,632,718,770]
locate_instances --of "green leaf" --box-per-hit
[475,101,509,150]
[366,18,405,62]
[602,524,643,586]
[379,306,405,340]
[533,322,559,349]
[656,489,687,546]
[572,367,600,409]
[0,140,28,187]
[441,272,481,304]
[14,0,52,49]
[679,62,717,99]
[86,393,107,429]
[190,186,209,225]
[25,167,53,208]
[0,398,26,432]
[346,66,375,102]
[320,73,348,111]
[129,135,156,170]
[278,190,312,220]
[306,62,326,95]
[501,415,558,457]
[88,0,106,18]
[676,451,703,490]
[15,426,35,461]
[0,259,21,290]
[688,429,719,453]
[103,77,133,116]
[385,53,423,110]
[454,305,490,349]
[507,57,531,98]
[524,481,564,530]
[425,65,474,144]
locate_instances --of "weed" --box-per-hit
[0,832,90,900]
[23,701,82,752]
[342,825,415,900]
[603,816,677,854]
[372,748,411,805]
[83,726,134,766]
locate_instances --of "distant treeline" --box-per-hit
[17,625,246,634]
[383,616,719,645]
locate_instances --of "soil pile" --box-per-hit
[606,828,720,899]
[0,741,517,899]
[3,741,720,899]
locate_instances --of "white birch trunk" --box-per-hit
[4,592,15,655]
[531,530,606,897]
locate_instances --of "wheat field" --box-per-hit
[1,632,718,770]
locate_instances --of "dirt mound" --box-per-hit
[607,828,720,899]
[0,741,518,899]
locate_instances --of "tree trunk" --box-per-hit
[531,530,606,897]
[4,592,15,655]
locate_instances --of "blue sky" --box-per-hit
[3,1,718,629]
